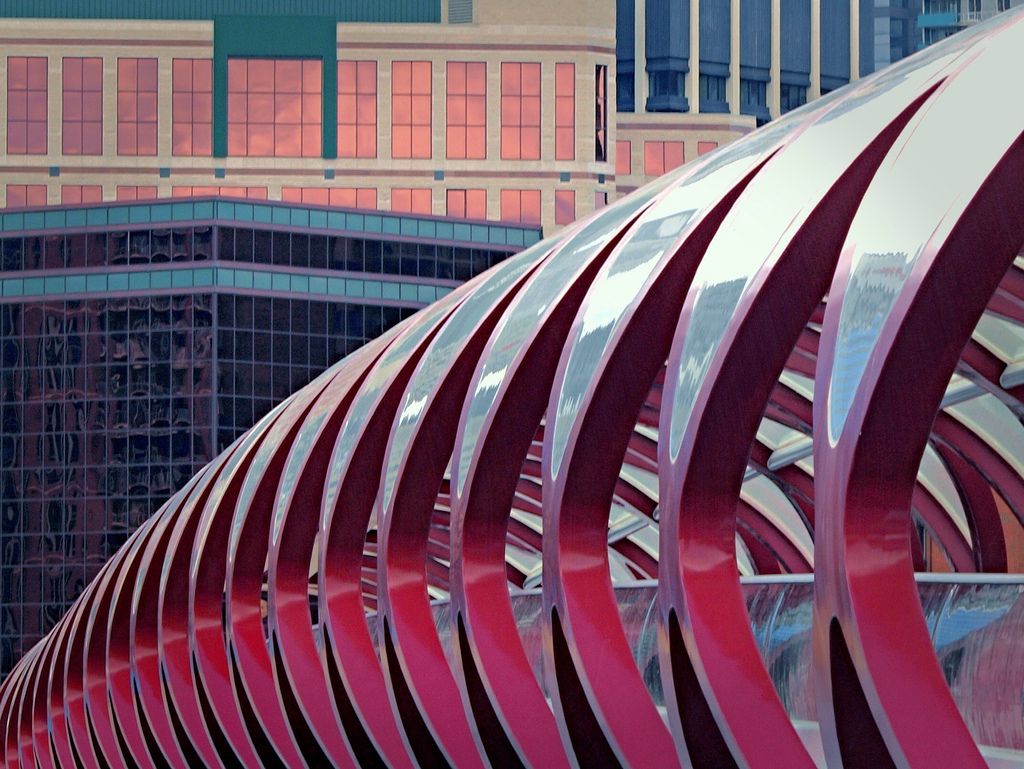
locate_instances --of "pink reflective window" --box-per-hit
[6,185,47,208]
[171,186,266,200]
[61,185,102,204]
[172,58,213,156]
[555,63,575,161]
[117,58,158,156]
[116,186,158,201]
[392,61,432,159]
[665,141,685,170]
[500,189,541,225]
[594,190,608,210]
[555,189,575,225]
[446,61,486,160]
[218,187,268,200]
[643,141,662,176]
[172,186,218,198]
[616,139,631,175]
[698,140,718,156]
[280,187,377,209]
[63,57,103,155]
[643,140,685,176]
[228,58,322,158]
[332,187,376,209]
[7,57,48,155]
[501,62,541,160]
[446,188,487,219]
[391,187,432,214]
[595,64,608,161]
[338,60,377,158]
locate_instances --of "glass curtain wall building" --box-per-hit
[0,196,539,675]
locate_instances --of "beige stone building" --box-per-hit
[0,0,872,233]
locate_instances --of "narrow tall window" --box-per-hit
[446,189,487,219]
[616,139,631,175]
[7,57,47,155]
[63,57,103,155]
[554,63,575,161]
[117,58,158,156]
[595,64,608,162]
[228,58,322,158]
[555,189,575,225]
[446,62,486,159]
[172,59,213,156]
[392,61,432,159]
[391,188,432,214]
[500,189,541,225]
[501,63,541,160]
[338,60,377,158]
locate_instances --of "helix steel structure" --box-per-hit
[5,10,1024,769]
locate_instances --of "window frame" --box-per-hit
[446,188,487,220]
[391,187,432,214]
[391,60,433,160]
[555,189,575,225]
[338,60,377,159]
[7,56,48,155]
[500,62,542,161]
[6,185,48,208]
[500,188,541,225]
[615,139,632,176]
[60,185,103,204]
[555,62,575,161]
[643,140,685,177]
[117,57,159,156]
[62,57,104,156]
[595,64,608,162]
[172,58,213,157]
[446,61,487,160]
[227,57,323,159]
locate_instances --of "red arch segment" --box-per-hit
[4,13,1024,769]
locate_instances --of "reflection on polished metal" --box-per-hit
[4,10,1024,769]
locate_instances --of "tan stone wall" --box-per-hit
[335,19,616,232]
[472,0,614,28]
[0,8,766,235]
[0,16,625,233]
[0,20,214,206]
